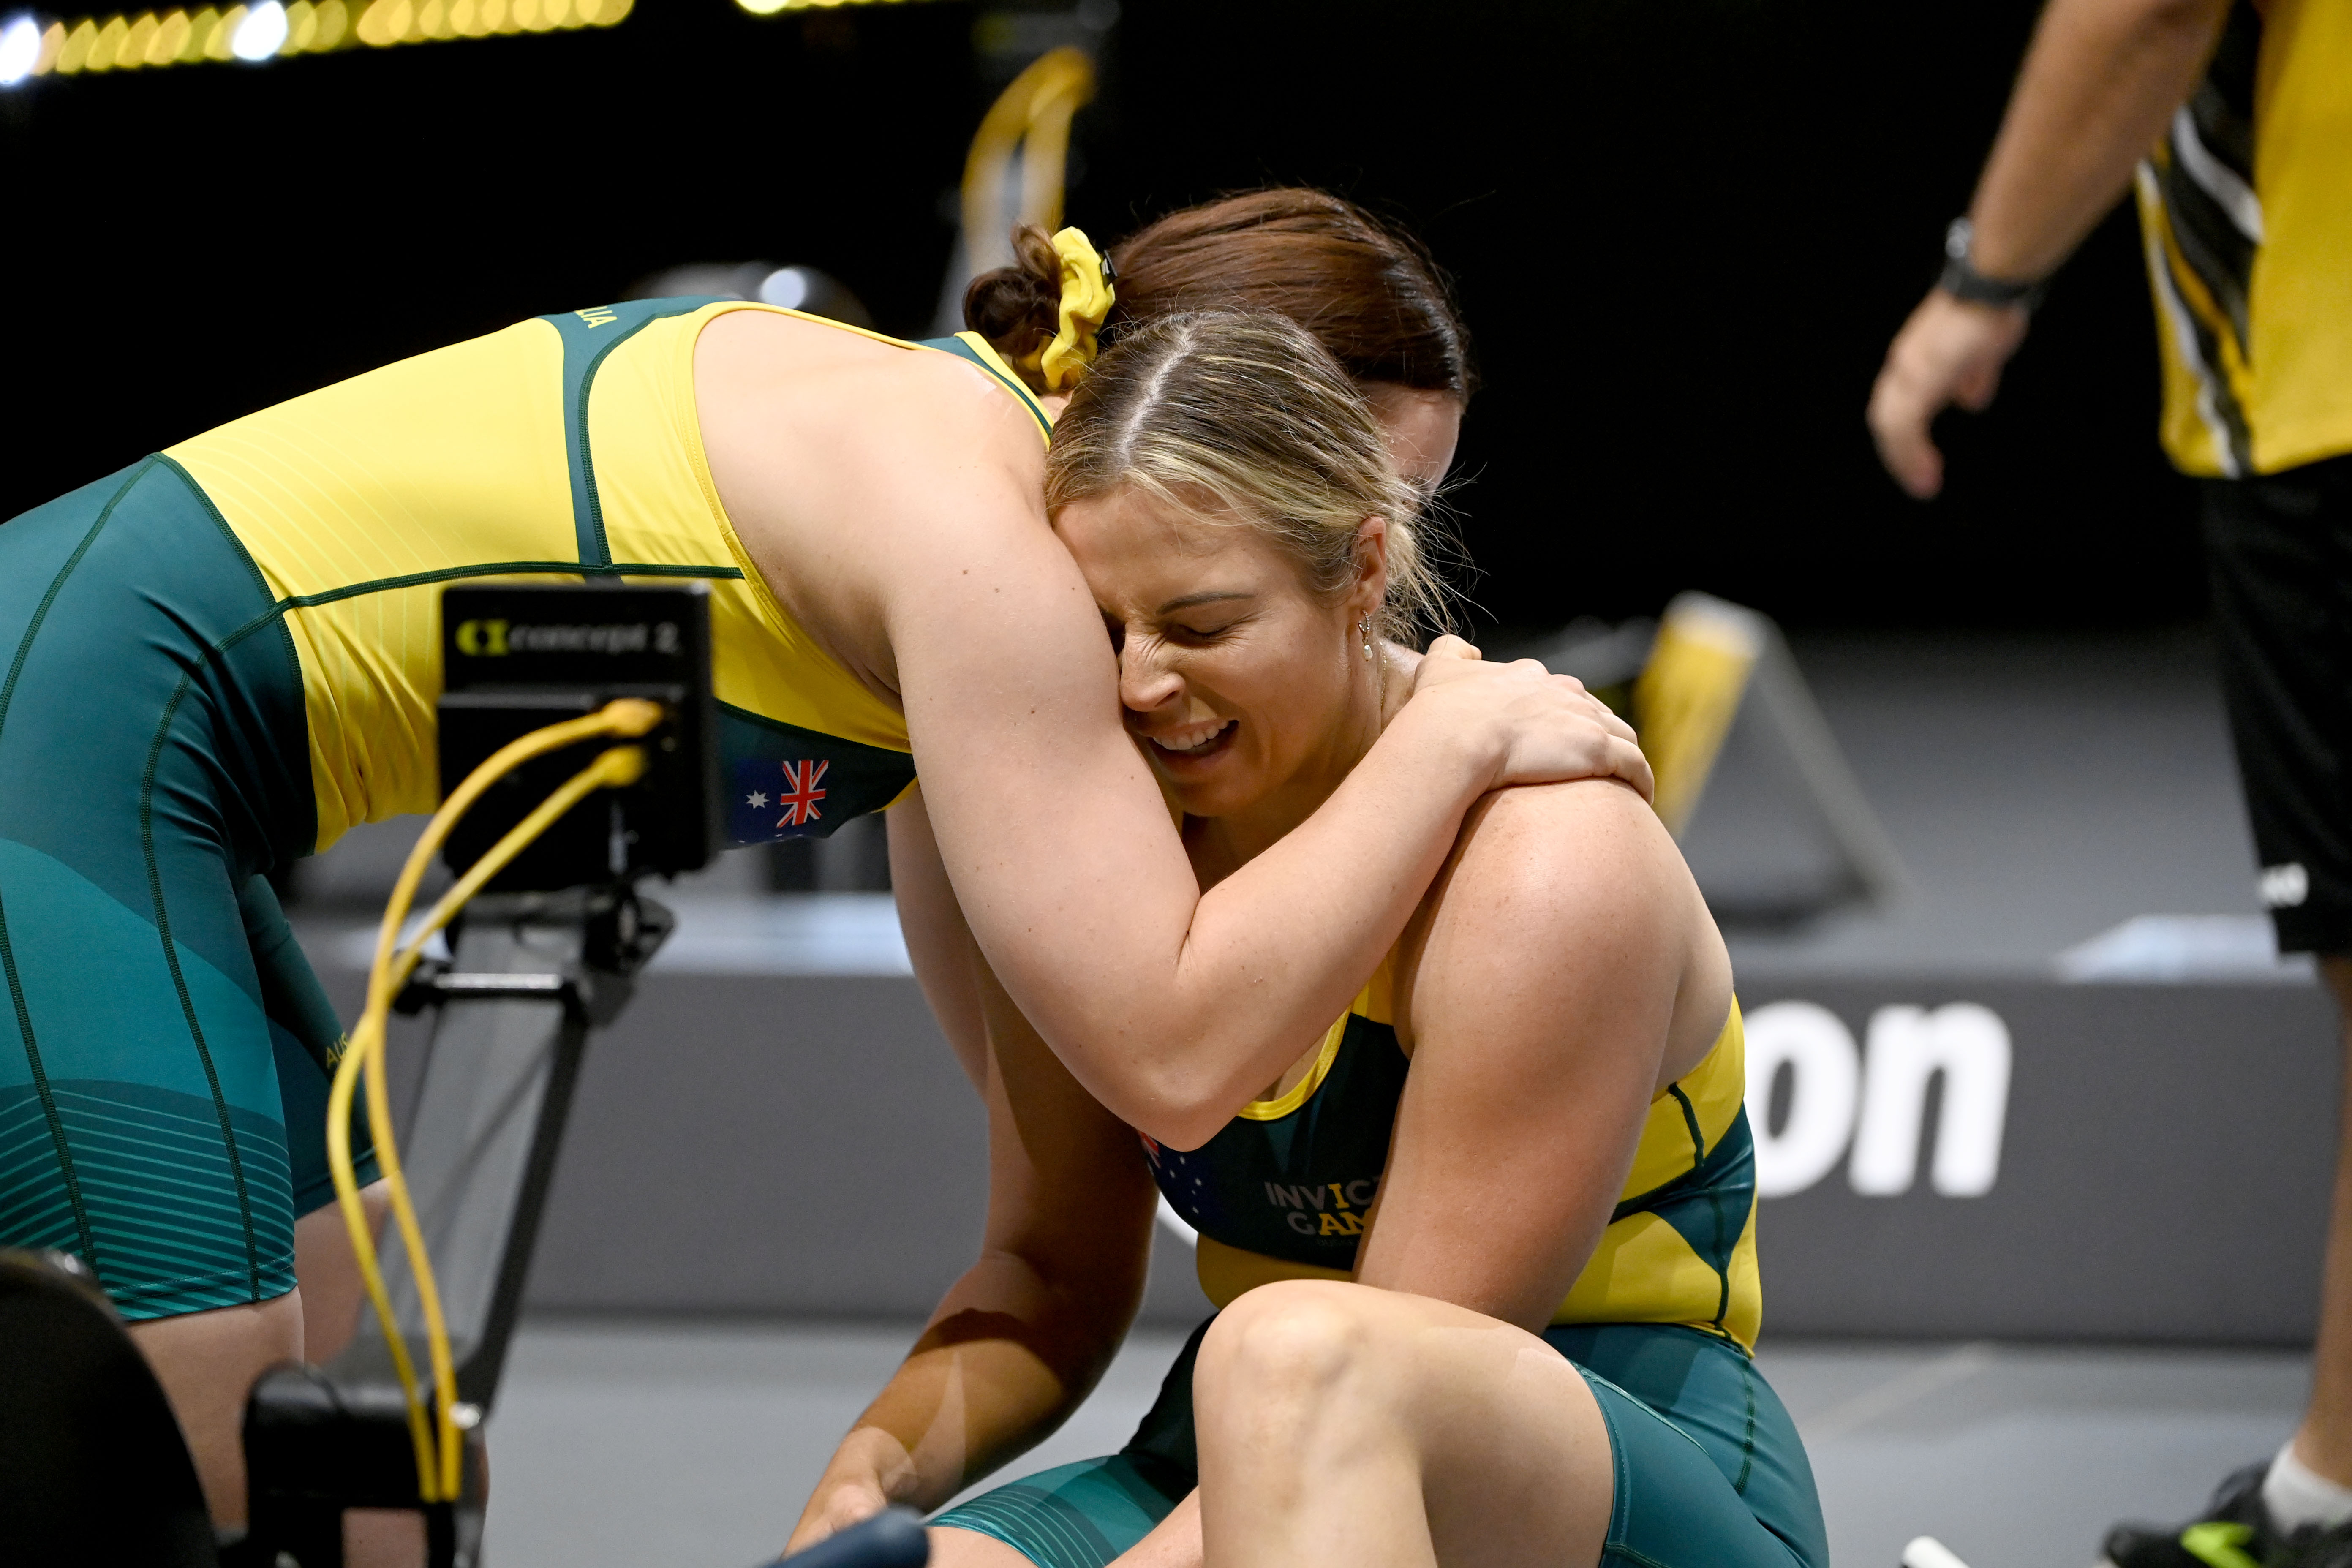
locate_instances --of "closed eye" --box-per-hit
[1165,620,1241,645]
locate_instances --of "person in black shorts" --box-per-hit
[1866,0,2352,1561]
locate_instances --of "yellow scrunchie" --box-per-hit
[1020,226,1116,392]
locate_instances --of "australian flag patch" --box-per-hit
[719,703,916,844]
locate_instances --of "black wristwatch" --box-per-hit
[1938,219,2047,313]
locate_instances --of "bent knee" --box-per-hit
[1199,1281,1395,1415]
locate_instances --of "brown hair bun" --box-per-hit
[962,191,1472,402]
[1108,189,1473,397]
[961,222,1064,390]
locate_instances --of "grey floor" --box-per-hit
[477,1319,2310,1568]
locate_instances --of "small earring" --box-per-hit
[1360,615,1375,662]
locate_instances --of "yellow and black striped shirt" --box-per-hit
[2135,0,2352,477]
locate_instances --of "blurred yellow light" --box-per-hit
[148,8,188,60]
[15,0,626,84]
[120,13,159,66]
[737,0,789,11]
[87,14,127,68]
[180,5,217,56]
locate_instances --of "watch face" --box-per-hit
[1945,218,1975,261]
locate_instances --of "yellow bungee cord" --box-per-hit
[324,697,664,1503]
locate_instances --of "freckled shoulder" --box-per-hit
[1394,776,1692,1044]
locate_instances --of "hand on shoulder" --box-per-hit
[1406,636,1655,802]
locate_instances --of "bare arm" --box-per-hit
[889,784,990,1094]
[1867,0,2230,498]
[1971,0,2229,280]
[787,959,1159,1550]
[1358,780,1714,1329]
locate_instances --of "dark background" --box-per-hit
[0,0,2201,631]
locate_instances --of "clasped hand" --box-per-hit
[1410,634,1653,803]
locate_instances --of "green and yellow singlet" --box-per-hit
[166,298,1049,851]
[1143,957,1761,1350]
[0,298,1047,1322]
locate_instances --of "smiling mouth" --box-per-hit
[1147,720,1236,760]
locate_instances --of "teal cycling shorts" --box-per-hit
[933,1318,1827,1568]
[0,458,377,1323]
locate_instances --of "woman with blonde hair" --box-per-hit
[789,312,1826,1568]
[900,188,1487,1097]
